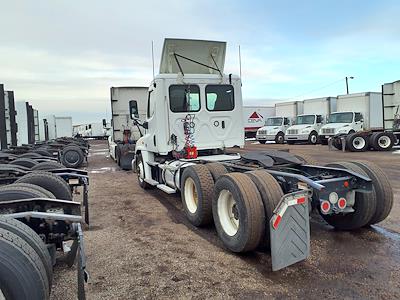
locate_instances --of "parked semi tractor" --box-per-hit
[129,38,393,271]
[256,116,292,144]
[285,97,336,144]
[108,86,148,169]
[243,105,274,138]
[322,89,399,151]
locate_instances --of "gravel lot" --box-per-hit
[51,140,400,299]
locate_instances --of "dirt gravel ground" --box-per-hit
[51,140,400,299]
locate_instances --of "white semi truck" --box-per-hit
[108,86,148,169]
[321,90,399,151]
[255,116,292,144]
[285,97,336,144]
[243,106,275,138]
[128,38,393,271]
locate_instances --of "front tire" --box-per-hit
[308,131,318,145]
[136,154,150,189]
[275,132,285,144]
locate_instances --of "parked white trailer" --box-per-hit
[242,105,275,138]
[0,86,17,149]
[55,117,73,138]
[15,101,36,145]
[108,86,148,169]
[127,38,392,272]
[275,101,303,118]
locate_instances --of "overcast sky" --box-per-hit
[1,0,399,123]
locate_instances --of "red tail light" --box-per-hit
[338,198,347,209]
[321,201,330,213]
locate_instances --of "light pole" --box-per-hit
[346,76,354,94]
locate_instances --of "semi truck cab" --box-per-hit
[256,117,291,144]
[319,111,363,144]
[285,114,324,144]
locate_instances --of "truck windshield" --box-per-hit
[296,115,315,125]
[328,112,353,123]
[266,117,283,126]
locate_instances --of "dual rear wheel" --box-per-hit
[181,163,283,252]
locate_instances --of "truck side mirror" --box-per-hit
[102,119,106,127]
[129,100,139,120]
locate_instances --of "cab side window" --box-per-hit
[354,113,363,122]
[284,118,290,125]
[206,85,234,111]
[316,115,323,123]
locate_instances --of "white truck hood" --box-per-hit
[258,125,281,131]
[287,124,313,131]
[321,123,350,130]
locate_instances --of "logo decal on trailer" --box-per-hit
[248,112,264,124]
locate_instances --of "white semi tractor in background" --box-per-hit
[242,105,275,138]
[127,38,393,271]
[285,97,336,144]
[321,88,399,151]
[108,86,148,169]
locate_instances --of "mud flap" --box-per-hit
[270,190,311,271]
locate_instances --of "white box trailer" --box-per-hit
[55,117,73,138]
[243,105,275,138]
[275,101,303,118]
[382,80,400,134]
[303,97,336,117]
[108,86,148,169]
[336,92,382,130]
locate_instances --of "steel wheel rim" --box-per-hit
[278,135,284,143]
[378,136,391,148]
[311,134,317,144]
[184,177,198,213]
[65,150,79,164]
[217,189,239,236]
[353,137,366,149]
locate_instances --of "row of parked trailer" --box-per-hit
[0,83,74,149]
[255,83,400,152]
[0,137,90,299]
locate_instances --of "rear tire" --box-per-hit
[61,145,84,168]
[0,229,49,300]
[31,161,64,171]
[245,170,283,248]
[181,165,214,226]
[15,171,72,200]
[346,133,369,152]
[352,161,393,224]
[370,132,395,151]
[205,163,228,181]
[0,216,53,289]
[9,158,38,169]
[322,162,376,229]
[213,173,265,252]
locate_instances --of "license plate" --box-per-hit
[69,178,79,185]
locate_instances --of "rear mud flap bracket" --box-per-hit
[270,190,311,271]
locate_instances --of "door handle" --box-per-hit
[221,121,225,129]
